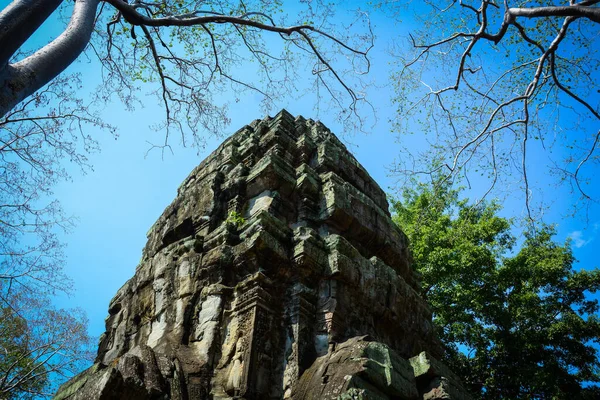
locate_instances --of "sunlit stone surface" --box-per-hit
[54,110,471,400]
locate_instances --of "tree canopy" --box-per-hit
[0,306,47,399]
[0,290,93,398]
[392,181,600,398]
[391,1,600,217]
[0,0,371,134]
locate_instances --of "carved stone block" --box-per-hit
[55,110,470,400]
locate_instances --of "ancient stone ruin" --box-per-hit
[55,110,472,399]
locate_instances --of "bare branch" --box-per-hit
[393,0,600,216]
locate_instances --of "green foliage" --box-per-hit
[0,307,47,399]
[226,211,246,228]
[392,181,600,399]
[88,0,370,146]
[0,289,93,399]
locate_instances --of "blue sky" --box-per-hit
[4,0,599,360]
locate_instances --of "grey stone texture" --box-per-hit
[54,110,471,400]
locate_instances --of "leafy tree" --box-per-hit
[392,180,600,399]
[0,306,47,399]
[0,290,93,399]
[390,1,600,216]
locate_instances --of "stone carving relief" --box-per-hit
[54,110,471,400]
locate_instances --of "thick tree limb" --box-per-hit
[0,0,369,124]
[509,5,600,23]
[0,0,100,117]
[0,0,63,67]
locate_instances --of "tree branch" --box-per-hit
[509,5,600,23]
[0,0,63,68]
[0,0,100,117]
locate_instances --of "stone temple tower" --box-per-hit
[55,110,472,399]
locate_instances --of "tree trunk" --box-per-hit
[0,0,64,68]
[0,0,99,118]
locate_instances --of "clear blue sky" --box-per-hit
[5,0,599,355]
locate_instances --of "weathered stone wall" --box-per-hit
[55,110,471,400]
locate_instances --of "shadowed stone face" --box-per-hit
[54,110,471,400]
